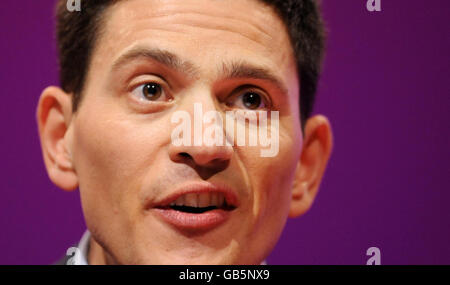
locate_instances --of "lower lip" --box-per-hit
[152,208,232,231]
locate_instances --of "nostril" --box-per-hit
[172,150,230,179]
[179,152,191,159]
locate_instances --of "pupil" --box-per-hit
[143,83,161,100]
[243,92,261,109]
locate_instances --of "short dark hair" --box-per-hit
[56,0,325,127]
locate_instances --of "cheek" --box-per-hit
[253,148,298,218]
[243,117,302,234]
[71,105,170,223]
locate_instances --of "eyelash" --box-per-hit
[226,87,272,111]
[129,81,272,111]
[130,81,172,103]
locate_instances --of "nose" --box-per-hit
[168,90,234,177]
[170,144,232,169]
[168,125,233,179]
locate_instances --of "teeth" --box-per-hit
[217,194,225,207]
[175,195,185,206]
[184,193,198,207]
[170,192,226,208]
[210,193,218,207]
[198,193,210,208]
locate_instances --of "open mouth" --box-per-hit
[150,182,239,230]
[157,192,236,214]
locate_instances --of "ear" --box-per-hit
[36,86,78,191]
[289,115,333,218]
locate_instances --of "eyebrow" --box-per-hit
[112,47,288,94]
[221,61,288,95]
[111,47,199,77]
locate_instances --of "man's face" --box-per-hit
[68,0,302,264]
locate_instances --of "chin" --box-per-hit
[131,247,242,265]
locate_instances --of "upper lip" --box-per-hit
[149,181,240,209]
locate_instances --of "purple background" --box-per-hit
[1,0,449,265]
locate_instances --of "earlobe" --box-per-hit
[37,86,78,191]
[288,173,311,218]
[289,115,333,218]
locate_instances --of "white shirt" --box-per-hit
[70,230,90,265]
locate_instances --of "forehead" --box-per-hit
[91,0,298,92]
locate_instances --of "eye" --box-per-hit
[131,82,169,102]
[228,90,268,110]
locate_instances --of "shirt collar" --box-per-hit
[71,230,90,265]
